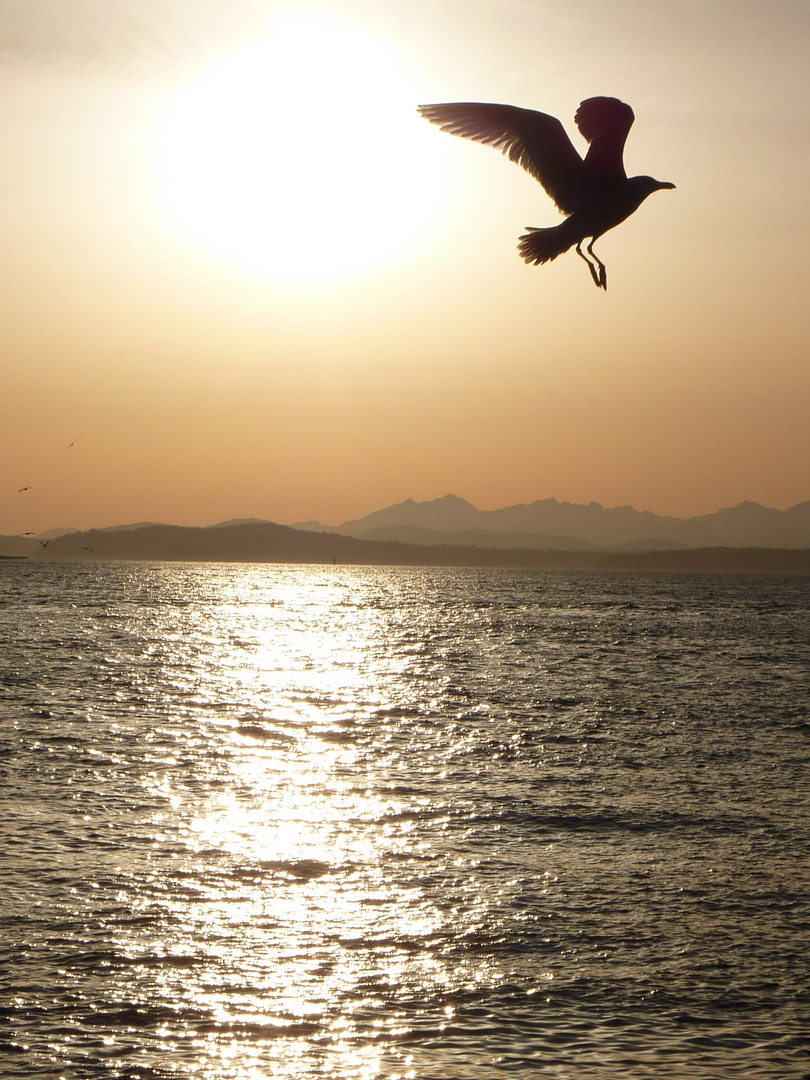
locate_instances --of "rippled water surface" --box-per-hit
[1,561,809,1078]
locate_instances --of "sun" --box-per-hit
[148,14,448,284]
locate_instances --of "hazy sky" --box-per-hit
[2,0,809,533]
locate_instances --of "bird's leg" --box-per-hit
[576,241,603,290]
[586,239,607,291]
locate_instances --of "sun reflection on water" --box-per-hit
[128,568,474,1076]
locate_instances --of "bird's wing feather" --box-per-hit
[418,102,584,214]
[574,97,634,179]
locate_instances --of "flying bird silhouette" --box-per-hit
[418,96,675,290]
[36,539,50,548]
[18,486,31,493]
[65,439,78,450]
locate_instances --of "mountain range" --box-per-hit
[2,494,809,574]
[297,493,810,550]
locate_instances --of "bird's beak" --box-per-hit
[659,181,676,190]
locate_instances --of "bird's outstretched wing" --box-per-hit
[574,97,634,179]
[418,102,584,214]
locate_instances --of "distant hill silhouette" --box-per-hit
[210,518,274,529]
[355,524,597,551]
[98,521,168,532]
[3,519,809,574]
[323,494,810,549]
[3,494,810,572]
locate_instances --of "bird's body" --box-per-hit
[418,97,674,289]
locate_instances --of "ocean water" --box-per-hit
[1,560,809,1079]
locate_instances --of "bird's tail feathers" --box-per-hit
[518,220,579,266]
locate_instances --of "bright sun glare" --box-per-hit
[149,14,447,284]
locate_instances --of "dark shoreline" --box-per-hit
[5,521,810,574]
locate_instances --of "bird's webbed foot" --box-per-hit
[587,240,607,290]
[576,241,607,290]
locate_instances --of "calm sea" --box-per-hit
[1,560,809,1079]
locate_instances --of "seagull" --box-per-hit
[18,486,31,493]
[80,546,94,554]
[65,439,78,450]
[36,539,50,548]
[418,96,675,289]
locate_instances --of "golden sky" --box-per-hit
[2,0,809,533]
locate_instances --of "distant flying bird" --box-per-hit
[65,439,78,450]
[80,546,94,554]
[36,539,50,547]
[22,532,35,536]
[18,486,30,493]
[418,96,675,290]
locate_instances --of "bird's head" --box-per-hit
[623,175,675,215]
[634,175,676,197]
